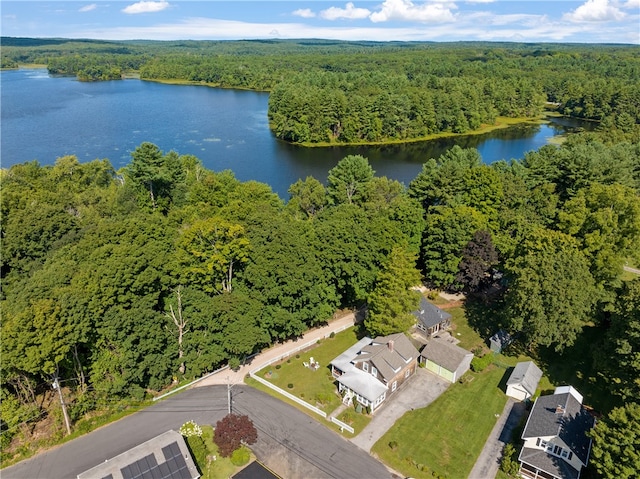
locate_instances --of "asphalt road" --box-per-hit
[2,386,394,479]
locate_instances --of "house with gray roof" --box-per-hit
[518,386,595,479]
[77,430,199,479]
[330,333,419,413]
[419,337,473,383]
[413,296,452,337]
[506,361,543,401]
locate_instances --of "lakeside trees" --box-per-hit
[1,132,639,455]
[3,39,639,144]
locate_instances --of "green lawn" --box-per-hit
[372,366,509,479]
[447,306,487,352]
[190,425,250,479]
[250,327,373,435]
[258,327,359,414]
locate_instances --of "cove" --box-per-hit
[1,68,590,198]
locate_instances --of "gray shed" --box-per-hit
[489,329,512,353]
[506,361,543,401]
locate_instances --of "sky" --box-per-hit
[1,0,639,44]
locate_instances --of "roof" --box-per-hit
[420,337,473,372]
[77,430,199,479]
[489,329,512,348]
[519,447,580,479]
[412,297,452,329]
[232,461,280,479]
[507,361,543,397]
[359,333,418,382]
[522,389,594,464]
[330,333,418,402]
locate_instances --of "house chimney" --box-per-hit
[388,340,394,352]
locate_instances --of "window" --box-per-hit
[392,381,397,392]
[363,362,369,372]
[372,366,378,378]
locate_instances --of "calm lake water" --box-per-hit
[1,68,588,198]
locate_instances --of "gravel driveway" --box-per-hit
[351,368,450,452]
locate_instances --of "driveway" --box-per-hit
[351,368,450,452]
[468,398,527,479]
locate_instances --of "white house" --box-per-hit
[518,386,595,479]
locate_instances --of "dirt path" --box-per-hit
[196,313,357,387]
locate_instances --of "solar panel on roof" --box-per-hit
[158,462,171,477]
[121,465,133,479]
[138,455,151,473]
[150,465,163,479]
[167,458,179,474]
[178,466,192,479]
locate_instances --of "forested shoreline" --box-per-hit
[2,38,640,473]
[2,133,640,460]
[2,38,639,144]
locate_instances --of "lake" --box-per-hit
[1,68,588,198]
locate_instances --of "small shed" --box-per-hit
[506,361,543,401]
[420,338,473,383]
[489,329,512,353]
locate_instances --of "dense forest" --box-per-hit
[2,38,640,474]
[2,38,639,144]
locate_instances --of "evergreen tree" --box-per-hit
[365,245,422,337]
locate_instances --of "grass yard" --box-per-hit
[372,366,509,479]
[447,306,487,352]
[259,327,360,414]
[189,425,251,479]
[249,327,373,435]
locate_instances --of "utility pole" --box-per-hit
[227,376,232,415]
[52,374,72,436]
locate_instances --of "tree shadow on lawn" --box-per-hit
[463,296,508,343]
[533,325,621,414]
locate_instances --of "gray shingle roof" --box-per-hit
[413,297,452,329]
[519,447,580,479]
[330,333,418,401]
[77,431,199,479]
[522,390,594,464]
[507,361,543,397]
[420,337,473,372]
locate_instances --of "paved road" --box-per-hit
[351,368,449,452]
[467,398,527,479]
[3,386,394,479]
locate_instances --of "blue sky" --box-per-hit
[2,1,639,44]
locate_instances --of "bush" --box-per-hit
[230,446,250,466]
[295,354,300,359]
[275,364,281,370]
[471,354,493,372]
[329,331,335,338]
[180,420,203,437]
[287,383,294,389]
[186,435,207,467]
[500,443,520,476]
[287,358,291,363]
[388,440,398,450]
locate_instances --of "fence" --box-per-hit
[152,364,229,402]
[247,320,355,430]
[329,416,354,434]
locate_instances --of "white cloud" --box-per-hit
[465,0,495,3]
[563,0,625,22]
[369,0,457,23]
[623,0,640,8]
[292,8,316,19]
[79,4,97,13]
[320,2,371,20]
[122,1,170,15]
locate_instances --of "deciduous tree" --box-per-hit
[214,414,257,457]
